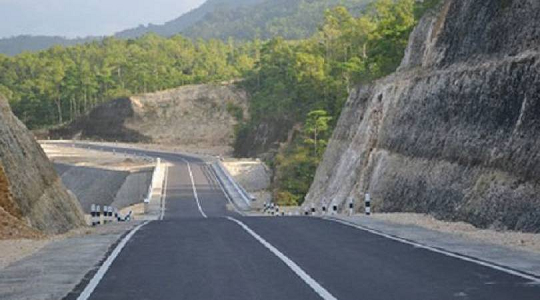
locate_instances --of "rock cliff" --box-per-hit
[305,0,540,232]
[50,83,249,155]
[0,96,85,235]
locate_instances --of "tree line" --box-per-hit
[0,35,258,128]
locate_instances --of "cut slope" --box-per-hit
[51,83,249,154]
[305,0,540,232]
[0,95,85,235]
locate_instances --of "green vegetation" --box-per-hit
[241,0,434,206]
[0,0,440,206]
[183,0,373,41]
[0,35,258,128]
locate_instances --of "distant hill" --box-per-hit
[182,0,372,40]
[0,0,371,55]
[115,0,265,39]
[0,35,100,56]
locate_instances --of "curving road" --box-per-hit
[59,143,540,300]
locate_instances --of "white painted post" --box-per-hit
[108,207,113,223]
[365,193,371,216]
[96,205,101,225]
[91,204,96,226]
[332,204,338,215]
[311,204,315,215]
[349,200,354,216]
[103,206,108,224]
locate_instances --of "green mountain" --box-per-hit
[0,35,100,56]
[0,0,371,55]
[115,0,265,39]
[183,0,372,40]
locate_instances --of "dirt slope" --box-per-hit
[50,83,249,155]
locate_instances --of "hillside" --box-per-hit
[0,35,100,56]
[183,0,371,40]
[115,0,265,39]
[305,0,540,232]
[49,83,249,155]
[0,95,85,236]
[0,0,371,55]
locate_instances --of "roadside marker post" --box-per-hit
[349,200,354,216]
[332,205,337,215]
[365,193,371,216]
[322,205,327,215]
[311,205,315,215]
[103,206,108,224]
[96,205,101,225]
[108,207,113,223]
[91,204,96,226]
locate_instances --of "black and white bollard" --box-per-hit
[332,205,338,215]
[91,204,97,226]
[104,205,107,223]
[108,207,113,223]
[322,205,327,214]
[311,205,316,215]
[96,205,101,225]
[365,193,371,215]
[349,200,354,216]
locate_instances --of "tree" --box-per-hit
[304,110,332,157]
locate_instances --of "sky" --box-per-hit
[0,0,206,38]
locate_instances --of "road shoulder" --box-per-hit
[329,215,540,278]
[0,222,142,300]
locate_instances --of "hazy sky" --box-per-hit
[0,0,206,38]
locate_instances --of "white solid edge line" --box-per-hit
[182,158,207,218]
[326,217,540,284]
[159,165,169,221]
[207,163,246,216]
[227,217,338,300]
[77,221,150,300]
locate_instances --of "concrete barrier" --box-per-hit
[210,161,252,212]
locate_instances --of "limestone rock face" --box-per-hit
[0,96,85,234]
[305,0,540,232]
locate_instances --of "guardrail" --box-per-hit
[211,161,254,209]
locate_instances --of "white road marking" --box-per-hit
[159,166,169,221]
[207,164,246,216]
[326,217,540,284]
[77,221,150,300]
[227,217,338,300]
[182,158,207,218]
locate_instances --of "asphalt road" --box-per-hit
[60,143,540,300]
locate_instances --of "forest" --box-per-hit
[0,0,439,205]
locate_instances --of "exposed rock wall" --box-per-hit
[0,96,85,234]
[305,0,540,232]
[51,83,249,155]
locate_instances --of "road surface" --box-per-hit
[61,143,540,300]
